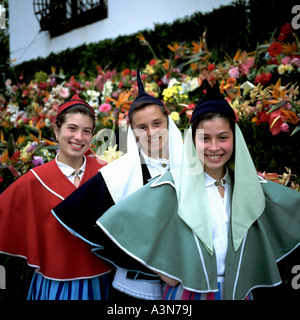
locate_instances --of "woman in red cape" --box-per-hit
[0,95,112,300]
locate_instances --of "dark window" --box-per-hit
[33,0,108,38]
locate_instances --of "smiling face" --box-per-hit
[131,104,169,159]
[194,116,234,180]
[54,112,94,169]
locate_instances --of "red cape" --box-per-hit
[0,157,112,280]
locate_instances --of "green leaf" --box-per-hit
[7,133,15,158]
[266,100,288,114]
[290,125,300,136]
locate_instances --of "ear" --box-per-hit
[54,125,59,142]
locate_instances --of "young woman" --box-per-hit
[52,70,183,300]
[94,80,300,300]
[0,95,112,300]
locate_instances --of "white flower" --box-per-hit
[7,104,19,114]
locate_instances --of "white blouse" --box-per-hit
[204,168,231,276]
[55,154,86,184]
[139,148,170,178]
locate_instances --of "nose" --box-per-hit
[146,126,158,137]
[74,130,84,141]
[208,138,220,151]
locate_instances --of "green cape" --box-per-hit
[97,171,300,300]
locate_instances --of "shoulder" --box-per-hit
[149,171,175,188]
[85,155,106,170]
[0,168,38,197]
[31,159,57,175]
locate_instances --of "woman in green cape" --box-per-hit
[95,80,300,300]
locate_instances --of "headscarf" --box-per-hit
[172,80,265,253]
[100,70,183,203]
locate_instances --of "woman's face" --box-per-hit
[54,113,94,167]
[131,104,169,159]
[194,117,234,180]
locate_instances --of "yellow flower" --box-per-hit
[99,145,124,163]
[144,65,155,75]
[278,64,294,75]
[20,143,33,162]
[170,111,180,123]
[162,88,174,102]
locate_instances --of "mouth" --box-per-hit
[205,154,224,161]
[69,142,85,150]
[148,137,160,143]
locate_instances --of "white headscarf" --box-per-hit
[100,116,183,203]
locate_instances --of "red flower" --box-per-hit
[254,72,272,85]
[256,110,270,125]
[277,23,293,41]
[149,59,156,66]
[269,110,286,135]
[122,68,130,76]
[207,63,215,71]
[268,42,283,57]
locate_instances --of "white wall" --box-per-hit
[9,0,233,65]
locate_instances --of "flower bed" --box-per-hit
[1,23,299,192]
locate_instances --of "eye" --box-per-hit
[137,125,146,131]
[68,126,76,131]
[84,129,93,135]
[197,134,209,141]
[219,135,228,141]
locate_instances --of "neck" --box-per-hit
[204,166,226,181]
[145,149,169,160]
[57,154,84,171]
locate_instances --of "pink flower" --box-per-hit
[229,67,240,78]
[281,56,290,65]
[32,156,44,167]
[59,87,70,98]
[99,103,112,112]
[85,81,91,88]
[239,57,254,76]
[291,58,300,67]
[280,123,289,133]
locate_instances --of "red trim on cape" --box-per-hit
[0,157,112,280]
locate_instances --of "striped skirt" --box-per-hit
[27,272,112,300]
[163,278,252,300]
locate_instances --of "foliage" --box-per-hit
[5,0,299,83]
[1,22,300,192]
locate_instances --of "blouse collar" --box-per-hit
[55,154,86,178]
[204,167,231,188]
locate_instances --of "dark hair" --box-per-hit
[191,112,235,141]
[55,104,95,130]
[129,102,169,125]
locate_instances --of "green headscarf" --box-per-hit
[172,123,265,254]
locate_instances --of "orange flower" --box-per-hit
[282,41,298,55]
[106,89,133,111]
[162,59,170,71]
[167,42,181,52]
[226,77,237,87]
[136,33,148,46]
[0,150,9,164]
[267,78,289,102]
